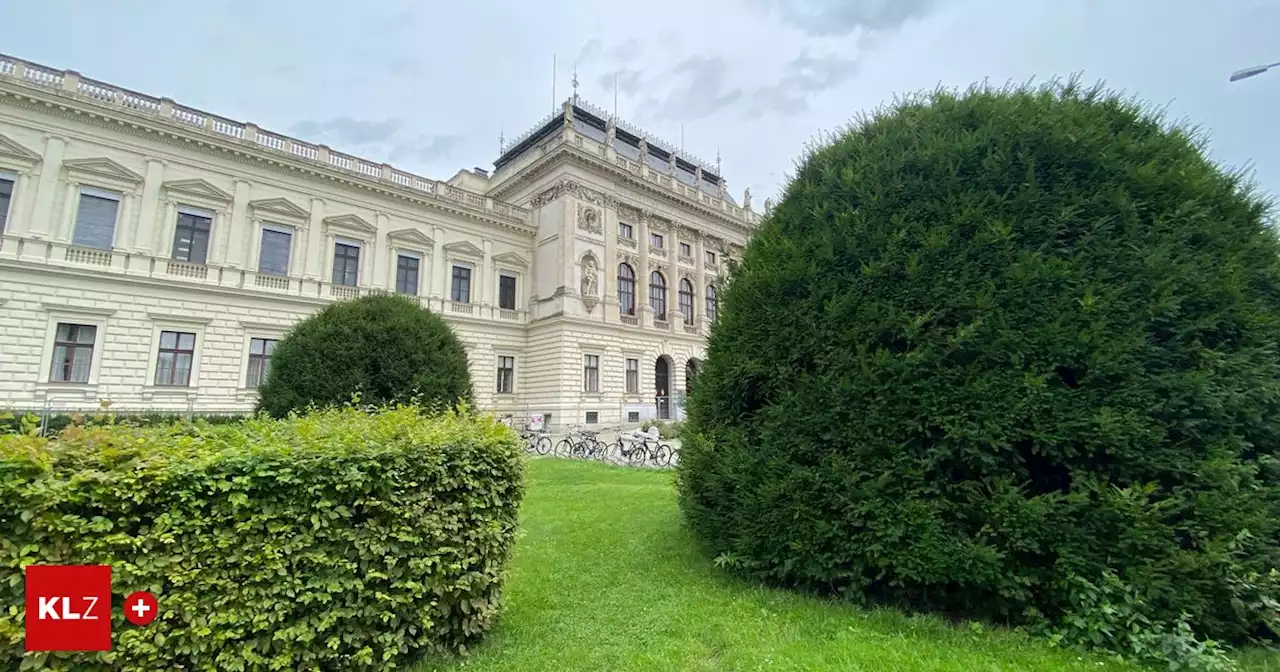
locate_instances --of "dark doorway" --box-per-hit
[655,356,671,420]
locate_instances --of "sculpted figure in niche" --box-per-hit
[581,255,599,297]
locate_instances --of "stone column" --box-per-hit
[637,213,650,326]
[157,200,178,255]
[27,136,66,239]
[133,159,165,254]
[480,239,493,305]
[694,233,708,329]
[57,181,79,242]
[225,180,251,268]
[303,198,325,280]
[602,205,618,320]
[115,193,136,250]
[371,212,390,289]
[206,208,230,266]
[6,171,35,237]
[431,226,446,298]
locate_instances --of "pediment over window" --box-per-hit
[248,197,310,222]
[442,240,483,259]
[0,133,41,167]
[64,157,143,185]
[492,251,528,268]
[388,228,435,248]
[323,213,376,237]
[163,178,232,203]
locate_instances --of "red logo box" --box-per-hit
[25,565,112,652]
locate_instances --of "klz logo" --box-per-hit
[25,565,112,651]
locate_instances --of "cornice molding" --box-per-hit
[0,83,534,236]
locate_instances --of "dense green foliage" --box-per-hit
[258,294,472,417]
[0,409,247,435]
[1,406,524,670]
[677,81,1280,665]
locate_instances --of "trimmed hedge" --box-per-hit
[677,80,1280,658]
[1,406,524,670]
[258,294,473,417]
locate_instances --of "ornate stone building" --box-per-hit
[0,54,756,427]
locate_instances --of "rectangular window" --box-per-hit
[72,187,121,250]
[246,337,276,388]
[155,330,196,387]
[625,358,639,393]
[627,411,640,423]
[619,222,633,239]
[171,207,213,264]
[451,265,472,303]
[332,242,360,286]
[496,356,515,394]
[706,250,717,265]
[49,323,96,383]
[0,174,13,233]
[498,273,517,310]
[679,242,692,257]
[650,232,664,249]
[585,411,599,424]
[583,354,599,392]
[396,254,420,295]
[258,227,292,276]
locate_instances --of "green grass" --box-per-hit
[416,459,1280,672]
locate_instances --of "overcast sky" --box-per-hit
[3,0,1278,208]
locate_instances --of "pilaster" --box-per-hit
[133,159,165,254]
[303,197,325,280]
[371,211,390,290]
[27,136,66,239]
[431,226,446,298]
[225,180,251,268]
[480,239,493,305]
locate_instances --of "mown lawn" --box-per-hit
[417,459,1280,672]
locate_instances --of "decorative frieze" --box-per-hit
[617,236,637,249]
[528,177,607,209]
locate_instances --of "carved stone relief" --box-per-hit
[580,252,600,313]
[576,203,602,234]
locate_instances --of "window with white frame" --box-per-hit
[246,338,277,388]
[583,354,600,392]
[0,172,14,233]
[72,186,121,250]
[625,358,639,393]
[451,264,472,303]
[154,330,197,386]
[650,232,664,249]
[332,241,360,286]
[49,323,97,384]
[705,250,717,265]
[679,242,692,258]
[619,222,633,239]
[679,278,695,325]
[498,273,517,310]
[496,356,515,394]
[171,206,213,264]
[396,252,420,295]
[258,225,292,276]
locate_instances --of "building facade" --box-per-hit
[0,54,757,427]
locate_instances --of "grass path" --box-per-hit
[417,458,1278,671]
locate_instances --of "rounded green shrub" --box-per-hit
[678,81,1280,649]
[258,294,472,417]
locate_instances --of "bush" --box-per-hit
[0,405,524,670]
[640,420,683,440]
[0,409,247,436]
[258,294,472,417]
[677,80,1280,663]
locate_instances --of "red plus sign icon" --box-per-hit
[123,591,158,626]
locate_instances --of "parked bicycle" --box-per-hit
[516,420,551,456]
[614,426,672,467]
[556,424,609,460]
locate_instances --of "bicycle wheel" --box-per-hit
[652,444,672,467]
[555,438,573,457]
[536,435,553,456]
[522,433,537,454]
[628,444,648,466]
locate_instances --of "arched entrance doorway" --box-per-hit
[655,355,672,420]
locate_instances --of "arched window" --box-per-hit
[618,263,635,315]
[650,271,667,320]
[706,283,718,323]
[678,278,695,325]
